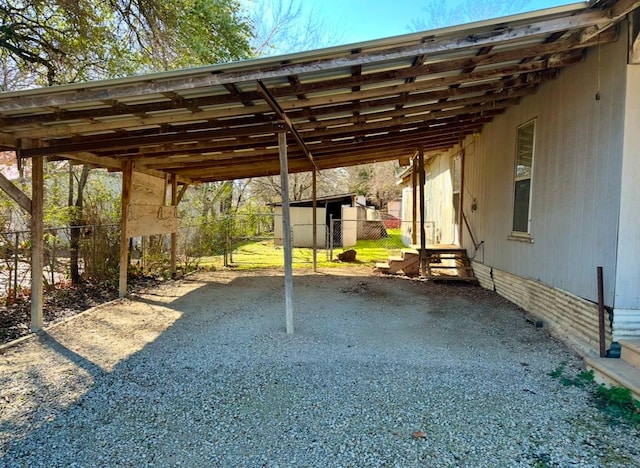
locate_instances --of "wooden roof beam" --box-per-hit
[582,0,640,42]
[20,122,283,157]
[162,91,202,112]
[138,121,488,171]
[0,171,32,213]
[98,110,500,160]
[224,83,256,107]
[256,80,318,172]
[8,64,562,140]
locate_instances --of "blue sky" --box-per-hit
[311,0,582,44]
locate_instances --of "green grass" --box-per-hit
[194,228,406,270]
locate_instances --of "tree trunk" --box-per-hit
[69,164,90,284]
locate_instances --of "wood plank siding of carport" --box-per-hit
[0,0,638,332]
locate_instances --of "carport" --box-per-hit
[0,0,634,334]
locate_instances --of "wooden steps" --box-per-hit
[375,244,477,282]
[586,339,640,400]
[375,249,419,275]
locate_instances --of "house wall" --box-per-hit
[399,159,451,247]
[425,154,456,245]
[612,64,640,338]
[460,31,628,307]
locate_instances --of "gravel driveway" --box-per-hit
[1,269,639,467]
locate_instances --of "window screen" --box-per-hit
[513,120,535,233]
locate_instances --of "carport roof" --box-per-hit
[0,0,635,184]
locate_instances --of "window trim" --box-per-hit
[511,118,536,236]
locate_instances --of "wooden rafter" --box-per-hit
[0,172,32,213]
[256,80,318,171]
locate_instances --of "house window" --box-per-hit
[512,120,535,234]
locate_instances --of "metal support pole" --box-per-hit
[312,169,318,272]
[30,156,44,332]
[329,214,334,261]
[279,132,294,334]
[597,266,606,358]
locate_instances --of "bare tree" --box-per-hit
[345,161,403,210]
[248,169,350,204]
[244,0,344,56]
[410,0,531,31]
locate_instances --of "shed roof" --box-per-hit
[0,0,636,184]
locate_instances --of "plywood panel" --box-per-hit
[126,171,176,238]
[131,171,166,206]
[126,205,177,237]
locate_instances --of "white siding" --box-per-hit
[342,207,358,247]
[425,153,456,244]
[614,65,640,310]
[460,33,628,306]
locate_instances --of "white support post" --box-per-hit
[119,162,133,298]
[30,156,44,332]
[278,132,294,334]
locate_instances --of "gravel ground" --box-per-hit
[1,269,639,467]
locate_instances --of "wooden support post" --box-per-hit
[170,174,178,278]
[30,156,44,332]
[278,132,294,334]
[119,162,133,298]
[459,148,465,246]
[0,172,32,213]
[312,169,318,272]
[418,147,427,277]
[411,161,418,246]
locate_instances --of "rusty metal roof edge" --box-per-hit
[0,2,589,100]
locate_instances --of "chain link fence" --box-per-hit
[0,224,120,303]
[0,212,417,303]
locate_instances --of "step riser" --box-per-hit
[586,357,640,402]
[588,369,640,401]
[621,341,640,369]
[380,246,477,281]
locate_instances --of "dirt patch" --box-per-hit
[0,275,165,345]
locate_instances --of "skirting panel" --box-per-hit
[472,261,612,355]
[612,309,640,340]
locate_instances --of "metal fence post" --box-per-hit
[13,231,19,301]
[329,214,334,261]
[228,215,234,264]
